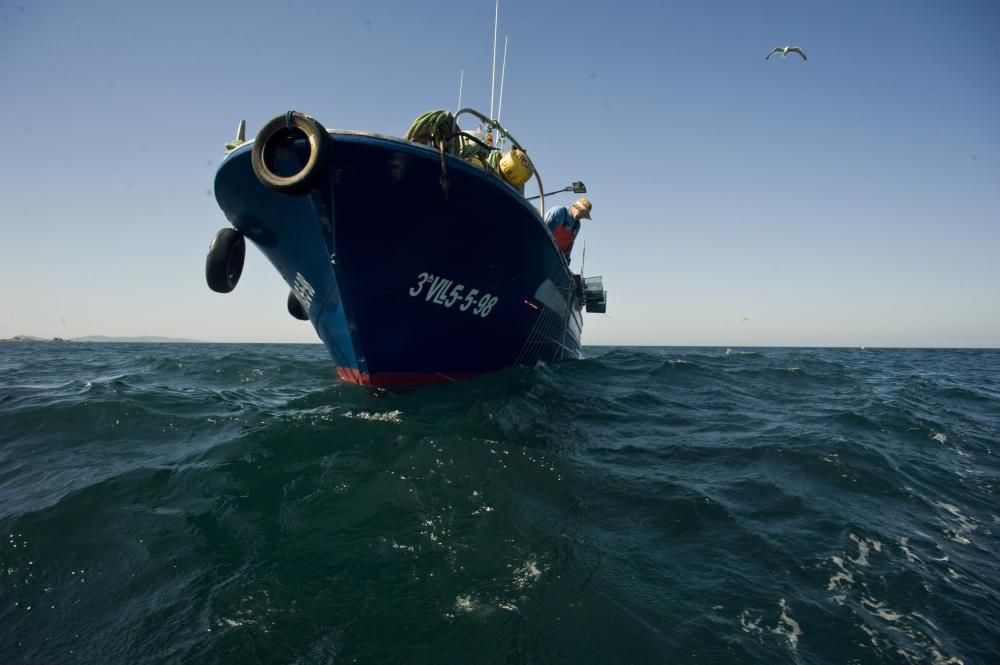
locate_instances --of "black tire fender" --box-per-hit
[205,228,246,293]
[287,290,309,320]
[251,111,330,195]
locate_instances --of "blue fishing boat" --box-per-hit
[207,109,606,387]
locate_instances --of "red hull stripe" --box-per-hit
[336,367,478,387]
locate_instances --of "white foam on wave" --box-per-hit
[827,555,854,598]
[391,540,415,553]
[930,432,948,444]
[944,529,972,545]
[933,501,977,544]
[827,534,892,607]
[240,367,264,382]
[859,595,966,664]
[910,611,940,631]
[859,624,881,651]
[447,593,518,618]
[831,531,965,663]
[213,593,267,633]
[770,599,803,652]
[848,533,882,566]
[898,537,921,563]
[862,596,904,622]
[738,609,763,638]
[739,599,802,653]
[929,649,964,664]
[511,559,542,590]
[342,409,402,423]
[453,594,478,614]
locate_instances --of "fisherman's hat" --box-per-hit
[572,197,592,219]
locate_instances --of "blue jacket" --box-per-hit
[544,206,580,260]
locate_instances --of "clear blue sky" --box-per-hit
[2,0,997,347]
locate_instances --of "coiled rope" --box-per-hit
[404,109,534,200]
[404,110,462,197]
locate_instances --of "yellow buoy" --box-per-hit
[499,148,533,187]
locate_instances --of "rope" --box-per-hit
[405,110,461,197]
[405,109,530,196]
[404,110,460,152]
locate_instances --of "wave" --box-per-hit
[1,344,998,663]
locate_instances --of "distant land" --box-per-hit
[72,335,206,343]
[1,335,204,344]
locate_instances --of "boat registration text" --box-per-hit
[409,272,498,318]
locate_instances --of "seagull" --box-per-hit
[766,45,807,61]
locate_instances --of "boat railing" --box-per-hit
[455,108,545,217]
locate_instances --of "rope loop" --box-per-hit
[404,110,462,197]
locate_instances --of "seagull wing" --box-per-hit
[788,46,807,60]
[765,47,781,60]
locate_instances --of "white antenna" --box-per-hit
[490,0,499,120]
[497,36,509,125]
[456,69,464,113]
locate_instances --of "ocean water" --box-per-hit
[1,343,998,664]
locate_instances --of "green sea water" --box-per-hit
[1,343,998,663]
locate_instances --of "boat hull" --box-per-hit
[214,131,582,387]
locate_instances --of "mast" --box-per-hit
[490,0,499,120]
[497,36,508,124]
[456,69,464,113]
[496,36,509,149]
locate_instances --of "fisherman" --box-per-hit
[544,197,592,264]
